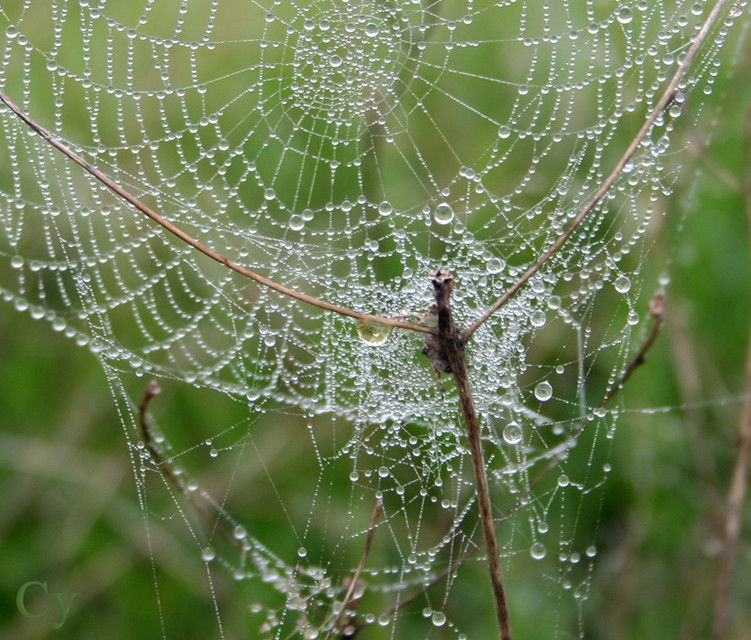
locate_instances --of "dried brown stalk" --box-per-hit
[323,499,383,640]
[712,101,751,640]
[139,380,241,551]
[0,89,435,337]
[377,289,666,626]
[462,0,732,342]
[430,271,512,640]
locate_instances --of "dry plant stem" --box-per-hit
[462,0,731,342]
[523,291,666,500]
[713,338,751,639]
[0,89,435,337]
[430,271,512,640]
[713,103,751,640]
[139,380,241,551]
[379,291,667,623]
[323,499,383,640]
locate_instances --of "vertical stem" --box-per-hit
[430,271,512,640]
[712,337,751,639]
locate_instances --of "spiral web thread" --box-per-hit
[0,0,745,637]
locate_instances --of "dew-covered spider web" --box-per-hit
[0,0,747,637]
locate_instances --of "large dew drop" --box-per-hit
[534,380,553,402]
[503,422,523,445]
[433,203,454,225]
[357,320,393,346]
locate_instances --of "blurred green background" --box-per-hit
[1,2,751,639]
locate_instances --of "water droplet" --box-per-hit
[433,203,454,225]
[431,612,447,627]
[264,188,276,201]
[10,255,24,269]
[378,466,389,478]
[233,525,247,540]
[530,310,547,328]
[297,546,307,558]
[503,422,523,445]
[497,125,512,139]
[530,542,547,559]
[616,7,633,24]
[356,321,393,346]
[365,22,379,37]
[329,55,343,68]
[534,381,553,402]
[557,474,570,487]
[614,275,631,293]
[378,201,393,216]
[201,547,216,562]
[289,214,304,231]
[586,545,597,557]
[486,257,505,274]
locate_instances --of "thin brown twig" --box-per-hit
[522,290,666,499]
[0,88,435,337]
[462,0,731,343]
[713,338,751,639]
[712,101,751,640]
[430,271,512,640]
[139,379,241,551]
[323,499,383,640]
[376,290,667,623]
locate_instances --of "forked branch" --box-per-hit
[0,89,435,337]
[430,271,512,640]
[462,0,732,342]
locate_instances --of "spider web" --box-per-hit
[0,0,746,638]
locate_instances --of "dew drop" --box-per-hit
[10,255,24,269]
[433,203,454,225]
[264,188,276,201]
[289,214,305,231]
[530,310,547,328]
[329,55,343,68]
[378,465,389,478]
[431,612,447,627]
[297,546,307,558]
[534,380,553,402]
[614,275,631,293]
[616,7,633,24]
[530,543,547,559]
[378,201,393,216]
[233,525,248,540]
[502,422,523,445]
[364,22,379,37]
[497,125,512,139]
[486,257,505,274]
[201,547,216,562]
[356,321,393,346]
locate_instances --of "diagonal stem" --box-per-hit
[462,0,731,343]
[713,336,751,639]
[0,88,435,337]
[323,499,383,640]
[430,271,512,640]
